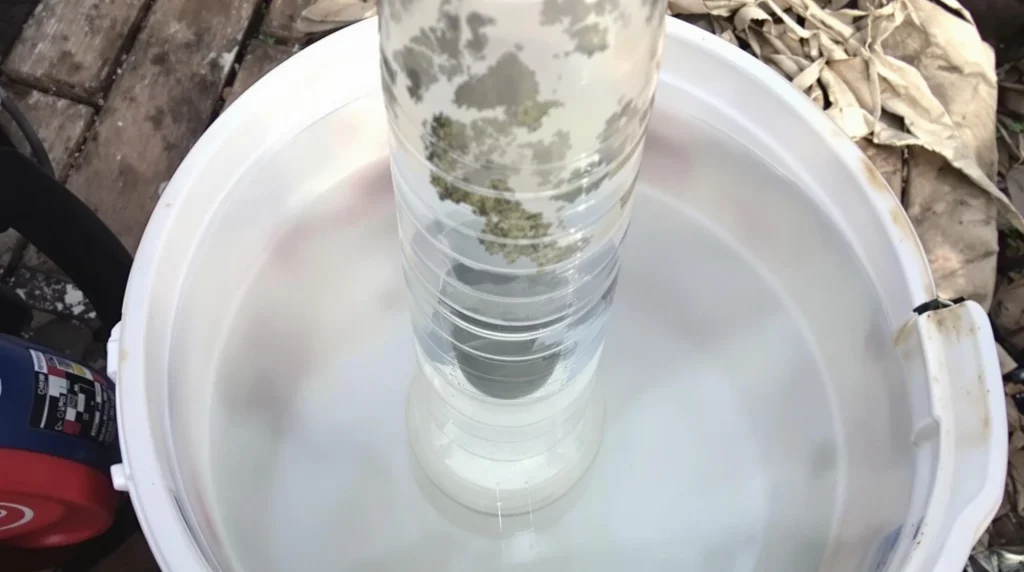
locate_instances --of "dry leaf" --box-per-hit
[1009,166,1024,215]
[669,0,1021,310]
[296,0,378,34]
[999,344,1019,375]
[1009,395,1023,435]
[1010,450,1024,515]
[1011,430,1024,451]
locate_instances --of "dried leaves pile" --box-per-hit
[295,0,378,34]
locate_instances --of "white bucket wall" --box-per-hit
[109,18,1006,572]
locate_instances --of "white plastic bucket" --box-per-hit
[108,18,1007,572]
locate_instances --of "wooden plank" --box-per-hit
[0,85,95,271]
[262,0,317,43]
[65,0,262,254]
[223,39,297,109]
[0,84,95,180]
[3,0,149,103]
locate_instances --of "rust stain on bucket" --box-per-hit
[888,205,915,242]
[925,307,991,444]
[860,153,913,242]
[861,154,891,197]
[859,152,934,297]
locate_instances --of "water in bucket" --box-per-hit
[126,16,1003,572]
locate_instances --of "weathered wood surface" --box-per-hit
[262,0,318,43]
[223,39,297,108]
[3,0,150,103]
[0,84,95,179]
[65,0,262,253]
[0,86,95,269]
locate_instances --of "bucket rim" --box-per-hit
[112,16,980,572]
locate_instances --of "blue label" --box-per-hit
[27,349,116,445]
[0,334,119,471]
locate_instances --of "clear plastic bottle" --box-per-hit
[382,0,666,514]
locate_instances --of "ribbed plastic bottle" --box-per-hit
[381,0,666,515]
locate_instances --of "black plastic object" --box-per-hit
[0,148,131,337]
[912,297,966,315]
[0,284,32,336]
[0,105,37,336]
[0,87,54,178]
